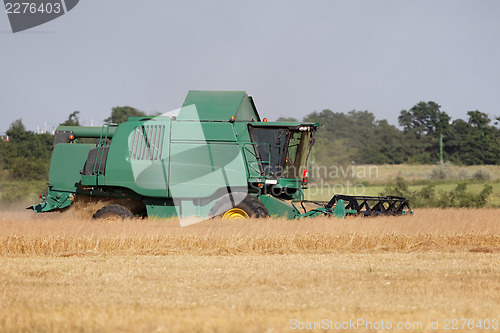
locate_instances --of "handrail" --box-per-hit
[241,142,272,179]
[93,124,112,175]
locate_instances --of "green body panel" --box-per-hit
[179,91,260,122]
[171,121,237,142]
[81,175,97,186]
[294,200,356,219]
[232,122,253,141]
[237,93,260,121]
[169,142,247,198]
[259,195,300,219]
[144,198,217,219]
[145,204,177,218]
[295,207,329,218]
[143,198,177,218]
[56,126,117,138]
[31,191,73,213]
[104,118,171,197]
[35,142,95,213]
[333,199,346,218]
[248,122,320,128]
[275,178,302,189]
[232,122,261,180]
[49,143,94,191]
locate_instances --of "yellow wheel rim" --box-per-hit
[222,208,249,220]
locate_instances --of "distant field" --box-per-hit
[308,164,500,184]
[0,179,46,207]
[0,209,499,332]
[305,164,500,207]
[2,164,500,207]
[372,164,500,182]
[304,181,500,207]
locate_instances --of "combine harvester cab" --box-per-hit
[30,90,411,220]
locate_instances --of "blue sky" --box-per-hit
[1,0,499,134]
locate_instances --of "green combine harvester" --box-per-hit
[30,91,411,222]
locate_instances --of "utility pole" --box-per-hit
[439,134,444,164]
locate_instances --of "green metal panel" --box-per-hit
[232,122,253,141]
[49,143,94,192]
[31,190,73,212]
[81,175,97,186]
[145,204,177,218]
[169,142,247,198]
[178,91,259,122]
[259,195,299,219]
[241,143,262,180]
[171,122,237,142]
[235,94,261,122]
[56,126,117,138]
[144,198,215,220]
[333,199,346,218]
[32,143,86,212]
[144,199,178,218]
[104,118,171,197]
[233,123,262,180]
[248,122,320,128]
[275,178,302,189]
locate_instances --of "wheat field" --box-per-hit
[0,209,499,332]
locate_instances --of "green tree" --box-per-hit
[304,109,405,167]
[304,110,357,166]
[5,119,27,142]
[398,102,451,163]
[276,116,298,122]
[60,111,80,126]
[398,101,451,138]
[462,111,499,164]
[431,110,500,165]
[1,119,53,180]
[105,106,146,124]
[467,110,490,128]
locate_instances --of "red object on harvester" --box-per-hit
[302,168,308,185]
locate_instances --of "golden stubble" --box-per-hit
[0,208,499,332]
[0,208,499,255]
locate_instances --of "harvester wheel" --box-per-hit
[92,204,134,220]
[222,208,249,219]
[210,193,269,220]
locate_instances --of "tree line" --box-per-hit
[1,103,499,181]
[0,106,146,180]
[298,101,500,167]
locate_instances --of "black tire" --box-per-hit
[92,204,134,220]
[209,193,269,219]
